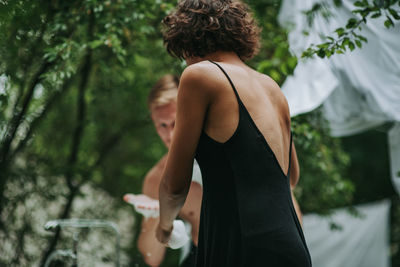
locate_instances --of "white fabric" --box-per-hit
[389,123,400,195]
[279,0,400,194]
[279,0,400,134]
[303,199,391,267]
[179,161,202,262]
[282,58,338,117]
[167,220,190,249]
[179,222,193,264]
[192,159,203,186]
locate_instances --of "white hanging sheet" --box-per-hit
[279,0,400,134]
[303,199,391,267]
[279,0,400,194]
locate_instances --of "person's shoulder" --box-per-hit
[180,61,224,91]
[182,60,217,79]
[142,156,167,197]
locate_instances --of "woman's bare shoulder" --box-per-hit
[180,61,228,93]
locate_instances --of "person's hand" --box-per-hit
[123,194,159,218]
[156,223,173,245]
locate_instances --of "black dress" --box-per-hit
[194,61,312,267]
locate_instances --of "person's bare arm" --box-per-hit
[289,142,303,225]
[138,217,166,267]
[137,165,166,267]
[157,64,212,243]
[289,142,300,188]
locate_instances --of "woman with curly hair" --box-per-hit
[156,0,312,266]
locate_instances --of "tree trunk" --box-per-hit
[0,61,51,218]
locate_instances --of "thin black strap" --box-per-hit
[208,60,243,104]
[287,131,293,177]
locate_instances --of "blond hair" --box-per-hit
[148,75,179,111]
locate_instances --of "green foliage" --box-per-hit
[0,0,181,265]
[291,111,353,214]
[302,0,400,58]
[249,1,298,84]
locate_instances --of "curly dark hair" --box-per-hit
[162,0,261,60]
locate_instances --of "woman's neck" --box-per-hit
[185,51,243,66]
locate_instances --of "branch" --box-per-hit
[8,1,55,127]
[302,0,400,58]
[9,79,73,160]
[11,218,31,265]
[0,61,51,163]
[77,120,149,188]
[64,53,92,191]
[0,60,52,220]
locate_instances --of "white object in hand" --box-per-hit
[168,220,190,249]
[123,194,159,218]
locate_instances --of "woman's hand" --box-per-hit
[156,223,173,245]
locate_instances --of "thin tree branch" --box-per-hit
[0,60,51,219]
[10,75,73,160]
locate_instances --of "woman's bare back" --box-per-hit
[202,60,292,175]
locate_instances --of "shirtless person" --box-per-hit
[137,75,202,267]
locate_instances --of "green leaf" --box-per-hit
[354,1,365,7]
[317,49,326,58]
[317,43,329,49]
[270,69,281,81]
[348,41,355,51]
[334,0,342,7]
[335,27,345,37]
[358,35,368,42]
[384,18,394,28]
[89,40,104,49]
[355,40,362,48]
[370,12,382,18]
[346,18,358,29]
[389,8,400,20]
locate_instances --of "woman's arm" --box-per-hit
[289,142,300,188]
[289,142,303,225]
[157,64,212,243]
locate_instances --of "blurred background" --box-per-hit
[0,0,399,266]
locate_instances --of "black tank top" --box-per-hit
[194,61,312,267]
